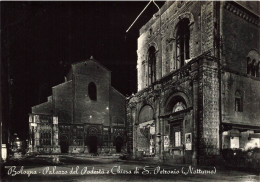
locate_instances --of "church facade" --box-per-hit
[29,57,126,154]
[127,1,260,165]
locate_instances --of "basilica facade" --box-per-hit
[29,57,126,154]
[127,1,260,165]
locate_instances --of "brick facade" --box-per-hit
[127,1,260,165]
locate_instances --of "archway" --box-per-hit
[115,136,124,153]
[163,94,190,163]
[137,105,155,156]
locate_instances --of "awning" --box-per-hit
[222,123,260,132]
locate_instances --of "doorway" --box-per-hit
[60,135,69,153]
[88,136,98,153]
[115,136,123,153]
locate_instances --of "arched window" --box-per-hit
[176,18,190,68]
[172,102,186,113]
[235,91,243,112]
[165,95,187,113]
[148,46,156,85]
[138,105,154,124]
[88,82,97,101]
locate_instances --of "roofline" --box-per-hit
[32,100,52,109]
[52,80,72,89]
[71,59,111,73]
[111,86,125,98]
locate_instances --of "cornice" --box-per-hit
[224,1,259,26]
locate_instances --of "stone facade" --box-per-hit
[127,1,260,165]
[29,57,126,154]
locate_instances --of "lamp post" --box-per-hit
[156,132,161,160]
[157,132,165,161]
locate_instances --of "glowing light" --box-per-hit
[1,144,7,161]
[245,138,260,150]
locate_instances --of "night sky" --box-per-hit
[1,1,165,139]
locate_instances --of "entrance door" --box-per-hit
[115,136,123,153]
[60,135,69,153]
[169,123,184,163]
[88,136,98,153]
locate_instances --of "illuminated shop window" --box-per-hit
[230,137,239,149]
[245,138,260,150]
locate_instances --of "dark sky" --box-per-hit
[1,1,164,139]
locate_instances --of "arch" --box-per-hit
[235,90,242,97]
[165,95,187,114]
[138,105,154,124]
[88,82,97,101]
[178,12,195,25]
[169,12,195,38]
[163,91,191,114]
[88,127,98,136]
[148,41,159,52]
[247,49,260,60]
